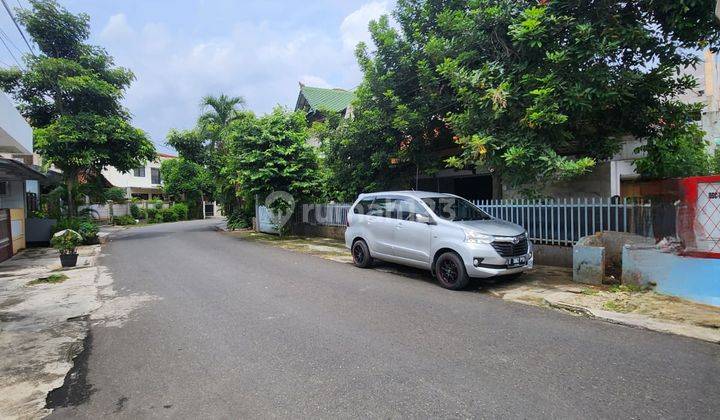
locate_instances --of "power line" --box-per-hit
[0,0,33,54]
[0,26,22,55]
[0,31,22,67]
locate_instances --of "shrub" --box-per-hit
[153,199,163,210]
[77,221,99,245]
[130,203,141,219]
[114,215,137,226]
[52,218,97,244]
[170,203,189,220]
[153,213,163,224]
[52,218,81,235]
[51,229,82,254]
[146,207,158,220]
[104,187,128,203]
[161,208,178,222]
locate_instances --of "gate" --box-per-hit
[0,209,12,263]
[256,205,279,234]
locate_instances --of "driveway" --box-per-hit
[49,220,720,419]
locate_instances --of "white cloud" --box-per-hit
[97,2,394,151]
[340,1,390,51]
[299,75,332,88]
[99,14,134,41]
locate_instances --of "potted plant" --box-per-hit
[51,229,83,267]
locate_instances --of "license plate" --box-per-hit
[507,256,527,268]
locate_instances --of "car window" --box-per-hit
[353,198,374,215]
[366,197,395,218]
[395,198,429,222]
[421,197,491,221]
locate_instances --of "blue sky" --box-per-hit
[0,0,394,153]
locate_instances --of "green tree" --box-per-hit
[320,84,411,202]
[199,94,246,150]
[224,107,322,212]
[167,94,247,220]
[160,158,213,218]
[0,0,155,215]
[334,0,720,193]
[634,107,712,179]
[166,128,208,165]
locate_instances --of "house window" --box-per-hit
[0,181,8,196]
[133,167,146,177]
[151,168,161,184]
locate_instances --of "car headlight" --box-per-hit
[464,230,494,244]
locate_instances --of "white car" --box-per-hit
[345,191,533,289]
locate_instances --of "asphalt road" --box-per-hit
[50,219,720,419]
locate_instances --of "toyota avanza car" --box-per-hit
[345,191,533,289]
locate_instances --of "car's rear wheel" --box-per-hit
[351,239,372,268]
[435,252,469,290]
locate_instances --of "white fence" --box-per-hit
[78,203,130,220]
[299,198,653,246]
[299,203,352,227]
[78,201,171,220]
[473,198,653,246]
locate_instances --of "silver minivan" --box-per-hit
[344,191,533,289]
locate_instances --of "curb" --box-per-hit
[544,297,720,344]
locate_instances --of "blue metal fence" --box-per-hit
[473,198,653,246]
[297,197,653,246]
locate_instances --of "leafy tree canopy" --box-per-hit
[0,0,155,213]
[160,158,214,217]
[336,0,720,192]
[224,107,322,204]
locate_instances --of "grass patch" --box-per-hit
[602,300,637,313]
[581,288,600,296]
[608,284,648,293]
[28,273,69,286]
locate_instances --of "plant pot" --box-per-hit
[60,253,79,268]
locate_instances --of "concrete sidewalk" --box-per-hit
[0,246,101,419]
[224,230,720,344]
[0,240,158,418]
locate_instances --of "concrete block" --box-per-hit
[573,245,605,285]
[622,245,720,307]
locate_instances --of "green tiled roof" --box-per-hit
[298,86,355,113]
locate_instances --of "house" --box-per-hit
[295,84,356,145]
[0,91,47,261]
[616,49,720,198]
[102,153,176,200]
[422,51,720,200]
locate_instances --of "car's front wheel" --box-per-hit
[435,252,470,290]
[351,239,373,268]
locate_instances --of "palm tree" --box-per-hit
[199,94,246,149]
[197,94,246,218]
[199,94,245,125]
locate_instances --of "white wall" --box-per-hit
[0,91,32,154]
[102,155,173,190]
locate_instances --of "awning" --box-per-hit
[0,158,48,182]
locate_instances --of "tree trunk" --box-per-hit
[492,170,503,199]
[66,172,77,218]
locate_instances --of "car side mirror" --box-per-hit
[416,214,435,225]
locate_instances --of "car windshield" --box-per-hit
[421,197,491,221]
